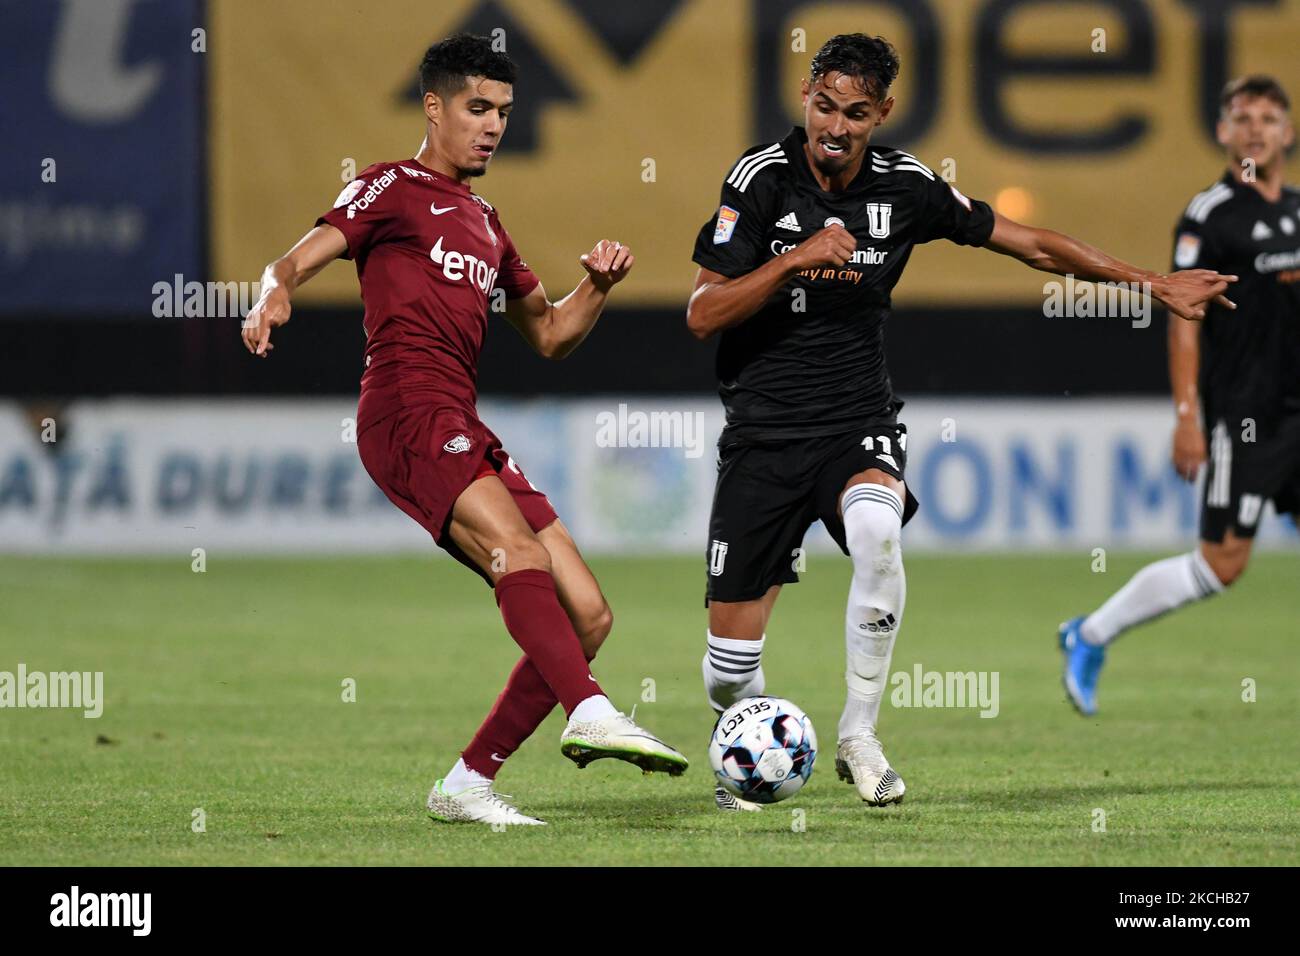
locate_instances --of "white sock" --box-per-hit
[1082,550,1224,645]
[839,483,906,741]
[444,757,489,794]
[570,693,617,722]
[703,631,766,713]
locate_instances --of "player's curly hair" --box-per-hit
[419,33,518,100]
[810,34,899,103]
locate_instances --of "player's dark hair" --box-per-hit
[419,33,517,101]
[809,34,899,103]
[1220,75,1290,114]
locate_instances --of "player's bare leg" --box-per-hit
[704,586,781,811]
[1060,531,1246,716]
[834,468,907,806]
[1200,531,1253,586]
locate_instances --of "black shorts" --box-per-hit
[705,422,920,604]
[1201,412,1300,542]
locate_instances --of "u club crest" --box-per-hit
[864,202,892,239]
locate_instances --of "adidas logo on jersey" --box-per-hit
[1252,220,1273,241]
[775,212,800,231]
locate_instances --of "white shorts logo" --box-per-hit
[1238,494,1263,528]
[709,540,729,577]
[443,435,472,454]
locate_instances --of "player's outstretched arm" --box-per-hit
[242,224,349,358]
[1169,311,1206,481]
[686,224,855,339]
[503,239,633,360]
[984,212,1238,321]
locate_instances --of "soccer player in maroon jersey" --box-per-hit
[241,34,687,826]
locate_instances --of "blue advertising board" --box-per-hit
[0,0,203,314]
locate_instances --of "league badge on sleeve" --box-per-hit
[1174,232,1201,268]
[333,179,366,208]
[713,205,739,244]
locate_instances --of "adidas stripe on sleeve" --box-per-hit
[692,144,785,278]
[1171,182,1231,271]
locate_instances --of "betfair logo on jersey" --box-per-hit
[429,235,500,293]
[344,168,398,220]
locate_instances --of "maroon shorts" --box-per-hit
[358,405,558,583]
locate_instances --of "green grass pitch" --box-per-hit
[2,553,1297,866]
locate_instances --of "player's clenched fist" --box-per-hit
[242,286,291,358]
[790,223,857,271]
[580,239,634,291]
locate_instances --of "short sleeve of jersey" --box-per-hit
[916,176,995,247]
[692,157,776,278]
[315,164,398,261]
[1170,215,1224,272]
[492,213,541,300]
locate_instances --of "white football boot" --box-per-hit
[835,733,906,806]
[559,712,689,776]
[426,779,546,826]
[714,786,764,812]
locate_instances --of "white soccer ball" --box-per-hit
[709,696,817,804]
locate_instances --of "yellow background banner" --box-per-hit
[210,0,1300,307]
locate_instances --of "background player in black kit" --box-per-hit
[1061,75,1299,716]
[687,34,1237,810]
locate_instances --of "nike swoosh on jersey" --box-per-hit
[429,204,458,215]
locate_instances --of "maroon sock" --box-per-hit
[462,656,560,779]
[493,569,603,716]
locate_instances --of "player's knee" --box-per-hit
[1201,541,1249,587]
[503,536,552,575]
[576,602,613,658]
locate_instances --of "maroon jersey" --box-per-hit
[317,160,539,430]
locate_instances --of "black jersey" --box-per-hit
[1172,172,1300,422]
[692,126,994,441]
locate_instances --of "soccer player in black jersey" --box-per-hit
[1060,75,1299,716]
[687,34,1236,809]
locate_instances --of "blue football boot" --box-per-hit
[1059,616,1105,716]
